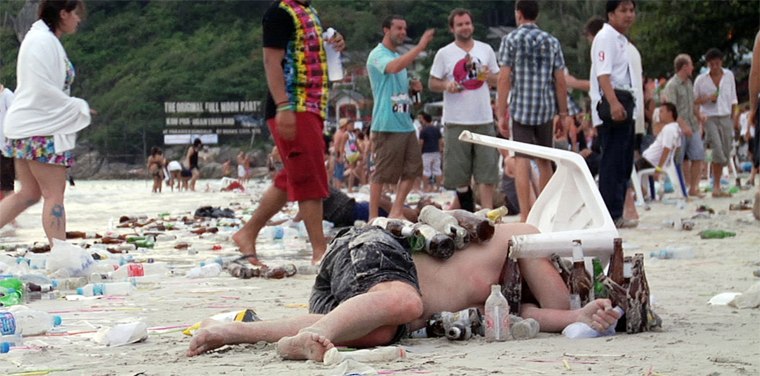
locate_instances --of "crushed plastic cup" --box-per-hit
[93,321,148,347]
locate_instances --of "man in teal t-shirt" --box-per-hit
[366,15,434,220]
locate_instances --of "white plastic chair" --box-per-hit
[633,149,687,203]
[458,131,619,266]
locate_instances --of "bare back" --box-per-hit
[413,223,538,320]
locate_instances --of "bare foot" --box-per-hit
[577,299,622,333]
[186,320,231,357]
[232,229,265,266]
[276,331,334,361]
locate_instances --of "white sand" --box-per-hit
[1,178,759,375]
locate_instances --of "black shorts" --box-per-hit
[309,226,420,341]
[0,154,14,192]
[512,120,553,158]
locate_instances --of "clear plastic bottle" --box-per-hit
[76,282,135,296]
[185,263,223,279]
[322,27,344,82]
[484,284,510,342]
[0,305,62,337]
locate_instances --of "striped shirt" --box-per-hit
[498,24,565,125]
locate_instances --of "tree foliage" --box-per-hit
[0,0,756,162]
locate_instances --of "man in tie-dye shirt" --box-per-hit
[232,0,344,266]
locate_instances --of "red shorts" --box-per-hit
[268,112,329,202]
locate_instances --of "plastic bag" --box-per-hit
[45,239,95,278]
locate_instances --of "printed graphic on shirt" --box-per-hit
[391,93,412,114]
[452,53,488,90]
[598,51,605,62]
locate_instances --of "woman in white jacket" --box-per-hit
[0,0,90,244]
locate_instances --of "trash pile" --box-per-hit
[0,202,321,352]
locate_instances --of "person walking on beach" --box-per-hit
[749,31,760,220]
[146,146,165,193]
[428,8,500,211]
[496,0,572,222]
[367,15,434,219]
[232,0,344,266]
[184,138,202,191]
[663,54,706,198]
[0,0,91,244]
[0,84,15,204]
[589,0,638,228]
[693,48,738,198]
[187,223,622,360]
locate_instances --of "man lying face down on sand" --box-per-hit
[187,223,621,360]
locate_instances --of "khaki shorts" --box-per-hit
[370,131,422,184]
[704,115,732,165]
[443,123,500,188]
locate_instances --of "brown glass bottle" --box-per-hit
[608,238,625,286]
[412,223,456,259]
[447,209,495,243]
[569,240,592,308]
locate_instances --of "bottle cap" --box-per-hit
[51,280,59,288]
[0,342,9,354]
[53,315,63,326]
[76,287,84,295]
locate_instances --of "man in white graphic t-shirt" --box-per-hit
[428,8,500,211]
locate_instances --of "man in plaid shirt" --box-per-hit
[496,0,571,222]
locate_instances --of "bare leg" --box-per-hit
[535,158,553,193]
[0,160,41,229]
[689,160,704,196]
[298,199,327,264]
[712,162,723,192]
[187,314,323,357]
[514,157,533,222]
[232,185,287,266]
[521,298,621,333]
[389,178,414,219]
[26,161,67,244]
[478,183,495,210]
[369,182,382,220]
[623,187,639,220]
[277,281,423,361]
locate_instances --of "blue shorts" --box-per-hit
[676,133,706,164]
[334,161,345,181]
[353,202,388,222]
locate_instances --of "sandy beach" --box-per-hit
[0,178,758,376]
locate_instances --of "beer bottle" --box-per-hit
[446,209,495,243]
[411,223,455,259]
[66,231,101,239]
[592,257,607,299]
[486,206,509,223]
[569,240,591,308]
[608,238,625,286]
[370,217,415,238]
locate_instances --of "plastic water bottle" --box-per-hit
[0,305,62,339]
[322,27,343,82]
[185,263,222,279]
[562,307,625,339]
[484,284,510,342]
[76,282,135,296]
[112,262,169,279]
[650,248,694,260]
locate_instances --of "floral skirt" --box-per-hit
[2,136,75,167]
